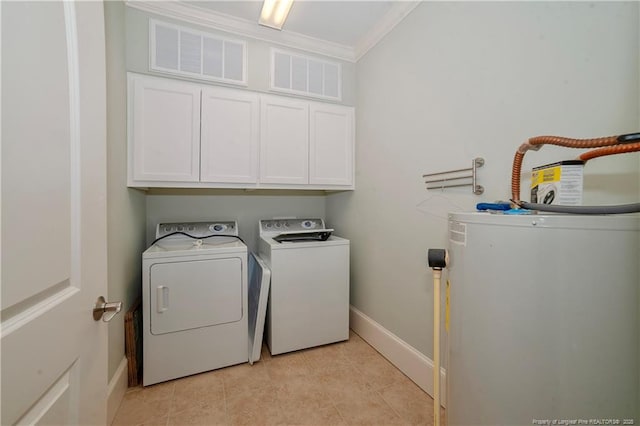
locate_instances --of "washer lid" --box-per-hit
[259,218,325,237]
[262,235,349,250]
[273,229,333,243]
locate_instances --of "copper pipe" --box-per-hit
[511,135,620,204]
[528,135,618,149]
[579,142,640,162]
[511,151,525,205]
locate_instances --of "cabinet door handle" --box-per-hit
[157,286,168,313]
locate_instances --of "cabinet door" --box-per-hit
[129,74,200,182]
[309,103,354,186]
[259,95,309,184]
[200,87,259,183]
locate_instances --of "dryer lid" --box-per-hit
[156,221,238,238]
[143,239,247,259]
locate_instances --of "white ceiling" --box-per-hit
[129,1,420,61]
[186,1,396,47]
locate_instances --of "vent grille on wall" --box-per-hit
[150,20,246,85]
[271,49,341,101]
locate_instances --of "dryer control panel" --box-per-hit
[156,221,238,238]
[259,218,325,235]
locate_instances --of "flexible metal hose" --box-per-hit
[511,151,525,204]
[511,134,624,203]
[579,142,640,162]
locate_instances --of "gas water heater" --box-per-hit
[446,212,639,425]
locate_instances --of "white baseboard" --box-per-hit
[349,305,446,406]
[107,357,128,425]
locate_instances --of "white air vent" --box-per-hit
[150,20,246,86]
[271,49,341,101]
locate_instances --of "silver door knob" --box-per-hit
[93,296,122,322]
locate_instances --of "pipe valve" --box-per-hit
[428,249,449,270]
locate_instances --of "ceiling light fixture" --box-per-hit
[259,0,294,31]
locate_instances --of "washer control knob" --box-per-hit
[302,220,315,229]
[177,226,184,232]
[210,224,226,232]
[275,222,282,228]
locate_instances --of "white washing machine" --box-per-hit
[142,221,248,386]
[258,218,350,355]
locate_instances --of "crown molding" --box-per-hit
[354,1,421,61]
[125,0,357,62]
[125,1,420,64]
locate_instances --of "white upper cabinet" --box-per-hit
[309,103,354,186]
[200,87,259,183]
[129,74,200,182]
[259,95,309,185]
[127,73,355,190]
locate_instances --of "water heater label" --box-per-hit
[449,221,466,246]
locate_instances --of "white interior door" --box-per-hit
[1,2,108,425]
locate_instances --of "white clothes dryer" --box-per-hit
[258,218,349,355]
[142,221,248,386]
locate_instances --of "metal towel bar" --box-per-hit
[423,158,485,195]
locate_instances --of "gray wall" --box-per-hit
[105,1,148,381]
[327,2,640,361]
[125,6,357,106]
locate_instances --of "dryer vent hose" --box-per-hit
[511,133,640,205]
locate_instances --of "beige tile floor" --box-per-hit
[112,330,444,426]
